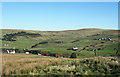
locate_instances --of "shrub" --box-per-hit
[2,31,41,41]
[56,53,59,58]
[70,52,77,58]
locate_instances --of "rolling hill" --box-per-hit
[1,28,120,57]
[1,28,120,75]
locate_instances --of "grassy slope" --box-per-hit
[2,54,120,75]
[1,29,120,57]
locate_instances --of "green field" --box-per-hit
[1,29,120,75]
[1,29,120,57]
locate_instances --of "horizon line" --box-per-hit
[1,28,119,32]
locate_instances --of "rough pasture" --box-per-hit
[2,54,120,75]
[1,29,120,75]
[1,29,120,57]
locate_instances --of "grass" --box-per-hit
[2,54,120,75]
[1,29,120,75]
[2,29,119,57]
[97,43,119,56]
[77,51,95,58]
[2,54,62,75]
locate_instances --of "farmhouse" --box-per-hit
[67,47,78,51]
[11,50,15,54]
[108,38,112,41]
[72,47,78,51]
[6,49,15,54]
[6,50,9,53]
[25,52,29,54]
[98,38,102,40]
[93,38,112,41]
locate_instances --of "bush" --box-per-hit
[70,52,77,58]
[2,31,41,41]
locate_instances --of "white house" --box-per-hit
[73,47,78,51]
[108,38,112,41]
[10,50,15,54]
[25,52,29,54]
[98,38,102,40]
[7,50,9,53]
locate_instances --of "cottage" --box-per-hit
[6,50,15,54]
[73,47,78,51]
[25,52,29,54]
[93,37,112,41]
[101,38,104,40]
[98,38,102,40]
[7,50,9,53]
[10,50,15,54]
[108,38,112,41]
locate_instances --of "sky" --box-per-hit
[2,2,118,31]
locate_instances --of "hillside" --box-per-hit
[1,28,120,75]
[2,54,120,75]
[1,28,120,57]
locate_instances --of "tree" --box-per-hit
[46,51,49,56]
[116,50,119,55]
[56,53,59,58]
[94,49,97,56]
[70,52,77,58]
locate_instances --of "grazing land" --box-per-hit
[2,54,120,75]
[1,28,120,75]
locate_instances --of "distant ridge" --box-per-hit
[78,28,102,30]
[1,28,119,32]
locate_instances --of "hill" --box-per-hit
[1,28,120,75]
[1,28,120,57]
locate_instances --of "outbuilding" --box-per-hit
[25,52,29,54]
[72,47,78,51]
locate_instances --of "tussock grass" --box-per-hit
[2,54,62,75]
[2,54,120,75]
